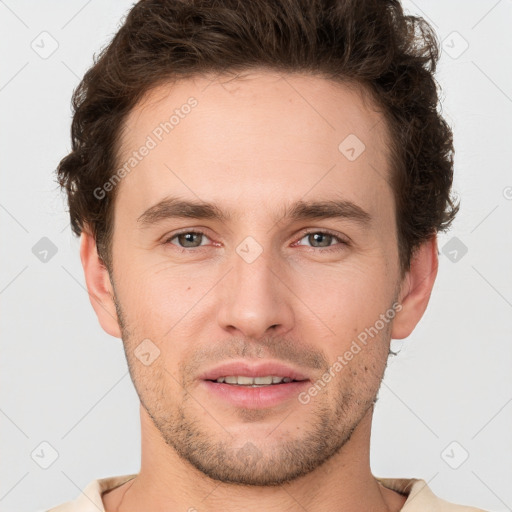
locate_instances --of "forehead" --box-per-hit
[115,70,393,226]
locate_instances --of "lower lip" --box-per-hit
[201,380,310,409]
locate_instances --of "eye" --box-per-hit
[164,230,211,249]
[293,230,349,252]
[162,229,349,253]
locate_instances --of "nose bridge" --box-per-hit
[216,235,294,338]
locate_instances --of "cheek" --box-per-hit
[121,269,215,373]
[291,261,392,327]
[290,264,396,380]
[114,259,188,321]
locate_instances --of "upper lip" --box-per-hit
[199,360,310,382]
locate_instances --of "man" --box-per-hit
[49,0,487,510]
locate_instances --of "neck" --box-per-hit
[103,404,406,512]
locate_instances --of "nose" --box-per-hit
[216,243,295,340]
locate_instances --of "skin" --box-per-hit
[80,70,438,511]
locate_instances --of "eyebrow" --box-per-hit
[137,195,372,228]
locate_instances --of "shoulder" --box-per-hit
[376,477,489,511]
[45,474,138,512]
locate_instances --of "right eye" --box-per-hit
[164,230,212,249]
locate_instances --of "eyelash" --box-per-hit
[163,228,349,254]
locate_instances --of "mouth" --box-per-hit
[206,375,307,387]
[199,360,310,384]
[199,361,311,409]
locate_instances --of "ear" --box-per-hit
[79,227,122,339]
[391,235,438,340]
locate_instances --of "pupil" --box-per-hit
[310,233,331,247]
[180,233,200,247]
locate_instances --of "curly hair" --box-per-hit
[56,0,458,275]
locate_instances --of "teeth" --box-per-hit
[215,375,294,385]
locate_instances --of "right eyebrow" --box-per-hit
[137,196,232,228]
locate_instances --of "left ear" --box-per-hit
[391,235,438,340]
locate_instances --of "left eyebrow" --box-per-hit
[280,199,371,226]
[136,195,372,229]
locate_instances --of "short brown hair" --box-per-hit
[56,0,458,274]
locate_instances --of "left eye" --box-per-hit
[166,231,210,248]
[295,231,345,249]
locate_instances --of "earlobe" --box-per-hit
[79,228,122,339]
[391,235,439,340]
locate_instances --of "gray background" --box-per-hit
[1,0,511,511]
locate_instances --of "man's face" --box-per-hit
[109,71,402,485]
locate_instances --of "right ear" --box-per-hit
[79,227,122,338]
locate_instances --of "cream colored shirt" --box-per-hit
[46,474,488,511]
